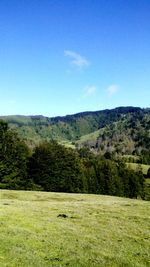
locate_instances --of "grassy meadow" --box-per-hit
[0,190,150,267]
[76,129,100,145]
[126,163,150,175]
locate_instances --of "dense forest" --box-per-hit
[0,119,149,200]
[1,107,150,162]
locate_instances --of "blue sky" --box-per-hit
[0,0,150,116]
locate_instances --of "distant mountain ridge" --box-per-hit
[1,106,150,155]
[0,106,142,123]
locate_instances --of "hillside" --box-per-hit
[0,190,149,267]
[1,107,150,155]
[77,108,150,157]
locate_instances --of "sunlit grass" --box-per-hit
[76,129,100,144]
[0,190,150,267]
[126,163,150,175]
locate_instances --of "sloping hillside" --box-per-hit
[77,109,150,156]
[1,107,147,148]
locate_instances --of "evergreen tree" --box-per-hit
[0,120,30,189]
[28,141,86,192]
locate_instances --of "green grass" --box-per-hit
[76,129,100,144]
[122,155,140,161]
[126,163,150,175]
[0,190,150,267]
[59,140,75,149]
[145,179,150,185]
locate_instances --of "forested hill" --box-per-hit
[0,107,150,199]
[1,106,150,154]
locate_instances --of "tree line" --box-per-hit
[0,120,148,199]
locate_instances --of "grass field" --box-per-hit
[0,190,150,267]
[126,163,150,175]
[76,129,100,144]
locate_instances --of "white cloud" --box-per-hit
[64,50,90,69]
[84,85,96,97]
[106,84,119,96]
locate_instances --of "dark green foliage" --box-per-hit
[76,150,145,199]
[147,168,150,178]
[0,120,30,189]
[81,156,145,199]
[78,147,93,159]
[28,141,86,193]
[0,119,147,200]
[0,120,40,190]
[2,106,149,151]
[139,150,150,165]
[77,108,150,157]
[144,179,150,200]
